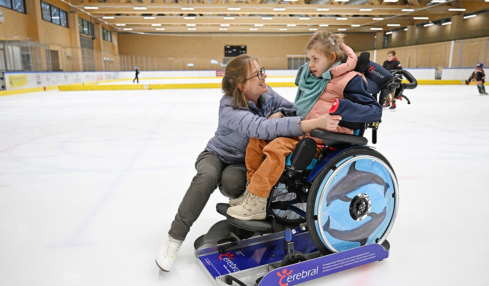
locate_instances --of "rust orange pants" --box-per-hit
[246,137,322,198]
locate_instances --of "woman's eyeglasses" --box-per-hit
[246,67,266,80]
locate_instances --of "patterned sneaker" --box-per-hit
[155,235,183,272]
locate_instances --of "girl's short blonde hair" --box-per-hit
[305,31,346,62]
[222,54,257,109]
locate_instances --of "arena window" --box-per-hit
[41,1,68,28]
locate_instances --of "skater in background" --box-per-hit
[465,63,487,95]
[155,54,338,273]
[382,51,402,110]
[133,66,139,83]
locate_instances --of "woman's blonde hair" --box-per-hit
[222,54,257,109]
[305,31,346,62]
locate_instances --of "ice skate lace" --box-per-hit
[165,236,183,259]
[243,193,259,212]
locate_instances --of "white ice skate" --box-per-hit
[156,234,183,276]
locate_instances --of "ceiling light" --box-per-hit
[221,24,230,26]
[371,28,383,30]
[287,24,296,27]
[431,0,446,2]
[144,17,155,19]
[123,28,132,30]
[188,28,196,30]
[299,17,310,20]
[337,17,348,20]
[424,23,433,27]
[181,7,194,10]
[351,24,360,27]
[404,28,408,31]
[449,8,465,11]
[84,6,98,9]
[464,14,476,19]
[254,24,263,26]
[442,22,452,25]
[273,8,286,11]
[360,9,372,12]
[317,8,330,11]
[373,18,384,20]
[133,7,147,10]
[338,28,347,31]
[186,24,196,26]
[116,24,126,26]
[280,28,287,31]
[319,24,329,27]
[219,28,227,31]
[156,28,165,30]
[262,17,273,20]
[184,17,195,20]
[402,9,414,12]
[228,8,240,10]
[309,28,317,31]
[335,0,349,2]
[387,24,400,26]
[103,16,114,19]
[224,17,235,20]
[151,24,161,26]
[414,17,429,20]
[283,0,298,1]
[386,31,393,35]
[250,28,258,30]
[383,0,398,2]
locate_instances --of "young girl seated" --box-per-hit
[226,31,383,221]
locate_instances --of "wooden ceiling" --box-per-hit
[65,0,489,34]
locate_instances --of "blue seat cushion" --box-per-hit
[285,154,318,170]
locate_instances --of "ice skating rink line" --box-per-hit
[58,78,469,91]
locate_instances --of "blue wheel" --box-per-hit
[306,147,398,254]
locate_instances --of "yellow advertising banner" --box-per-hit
[8,75,28,88]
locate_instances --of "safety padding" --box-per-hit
[310,129,368,146]
[58,84,144,91]
[289,138,317,171]
[364,61,394,95]
[55,79,469,92]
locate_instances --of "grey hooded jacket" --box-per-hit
[205,86,304,164]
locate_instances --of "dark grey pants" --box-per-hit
[169,151,247,241]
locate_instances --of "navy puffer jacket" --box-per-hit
[205,85,303,164]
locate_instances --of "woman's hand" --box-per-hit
[300,114,342,133]
[268,112,284,119]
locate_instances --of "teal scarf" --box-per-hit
[294,61,341,118]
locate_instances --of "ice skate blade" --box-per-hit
[156,261,169,279]
[158,269,168,279]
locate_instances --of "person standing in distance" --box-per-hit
[133,66,139,83]
[382,51,402,110]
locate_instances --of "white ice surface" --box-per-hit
[0,85,488,286]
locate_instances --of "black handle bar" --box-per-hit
[392,70,417,90]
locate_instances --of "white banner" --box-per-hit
[5,71,119,90]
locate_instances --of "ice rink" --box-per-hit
[1,84,488,286]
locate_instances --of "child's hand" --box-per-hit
[300,114,342,133]
[318,114,342,131]
[268,112,284,119]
